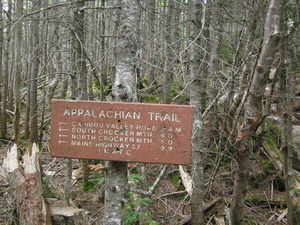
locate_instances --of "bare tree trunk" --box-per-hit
[30,0,41,145]
[163,0,174,104]
[146,0,156,84]
[104,0,140,224]
[207,0,219,147]
[0,0,3,138]
[280,17,300,224]
[230,0,283,224]
[189,0,204,223]
[99,0,107,101]
[1,0,11,139]
[13,0,23,145]
[24,74,30,140]
[65,0,89,208]
[72,0,90,186]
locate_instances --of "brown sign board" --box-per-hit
[50,99,193,165]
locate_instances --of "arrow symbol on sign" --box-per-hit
[59,122,68,125]
[59,140,68,144]
[59,127,68,132]
[59,134,68,138]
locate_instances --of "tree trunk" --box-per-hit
[189,0,204,223]
[30,0,41,144]
[75,0,90,187]
[99,0,107,101]
[104,0,140,224]
[3,144,52,224]
[230,0,283,224]
[13,0,23,145]
[146,0,156,84]
[1,0,11,139]
[280,18,300,223]
[0,0,3,138]
[163,0,174,104]
[104,161,128,224]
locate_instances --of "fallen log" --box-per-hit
[46,198,84,217]
[261,133,283,172]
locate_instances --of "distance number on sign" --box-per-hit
[160,125,180,152]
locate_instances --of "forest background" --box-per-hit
[0,0,300,224]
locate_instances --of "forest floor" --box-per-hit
[0,140,288,225]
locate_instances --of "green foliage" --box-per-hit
[129,173,142,183]
[88,171,106,187]
[82,179,95,192]
[140,95,159,103]
[264,133,276,149]
[81,170,106,192]
[141,77,149,86]
[104,83,112,93]
[123,170,158,224]
[244,214,260,225]
[171,171,181,187]
[124,193,157,225]
[245,195,266,206]
[170,82,181,98]
[92,81,101,97]
[292,189,300,196]
[264,119,281,136]
[124,203,140,224]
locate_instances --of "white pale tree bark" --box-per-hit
[104,0,140,224]
[231,0,283,223]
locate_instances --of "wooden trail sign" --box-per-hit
[50,99,192,165]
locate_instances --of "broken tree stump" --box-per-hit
[2,144,51,224]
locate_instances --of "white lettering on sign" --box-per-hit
[58,118,185,157]
[63,108,141,120]
[148,112,181,122]
[70,140,92,146]
[50,100,192,164]
[62,121,184,155]
[63,108,182,123]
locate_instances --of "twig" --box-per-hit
[160,190,187,198]
[128,186,151,196]
[149,165,169,194]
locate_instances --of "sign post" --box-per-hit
[50,99,192,165]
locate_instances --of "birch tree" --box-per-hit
[104,0,140,224]
[231,0,284,223]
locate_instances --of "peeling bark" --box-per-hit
[230,0,283,224]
